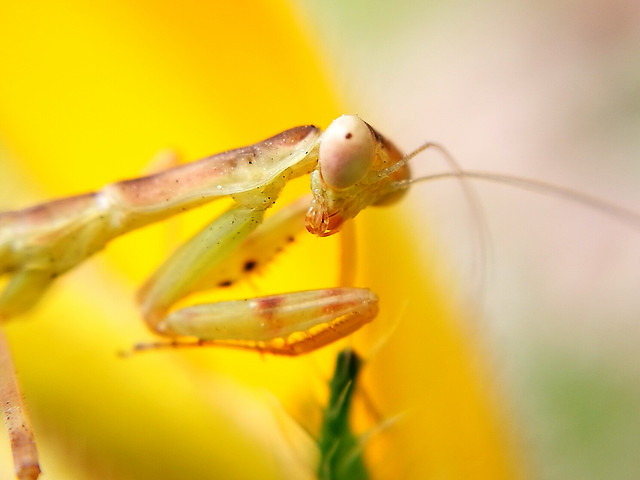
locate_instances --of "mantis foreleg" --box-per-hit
[137,197,378,355]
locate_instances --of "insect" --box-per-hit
[1,114,639,479]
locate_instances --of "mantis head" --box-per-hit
[305,115,410,237]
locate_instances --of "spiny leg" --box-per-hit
[138,204,268,330]
[135,198,379,355]
[185,195,312,293]
[0,330,40,480]
[0,259,53,479]
[148,288,378,355]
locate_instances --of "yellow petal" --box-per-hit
[0,1,515,479]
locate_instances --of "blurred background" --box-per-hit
[297,1,640,478]
[0,0,639,479]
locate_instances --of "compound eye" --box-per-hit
[319,115,374,189]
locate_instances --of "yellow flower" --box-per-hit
[0,1,515,478]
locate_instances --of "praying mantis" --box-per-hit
[1,114,639,479]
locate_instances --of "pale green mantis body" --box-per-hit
[1,114,639,479]
[0,115,409,478]
[0,116,404,352]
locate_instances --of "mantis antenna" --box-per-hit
[397,170,640,229]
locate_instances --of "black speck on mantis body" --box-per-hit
[0,114,639,478]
